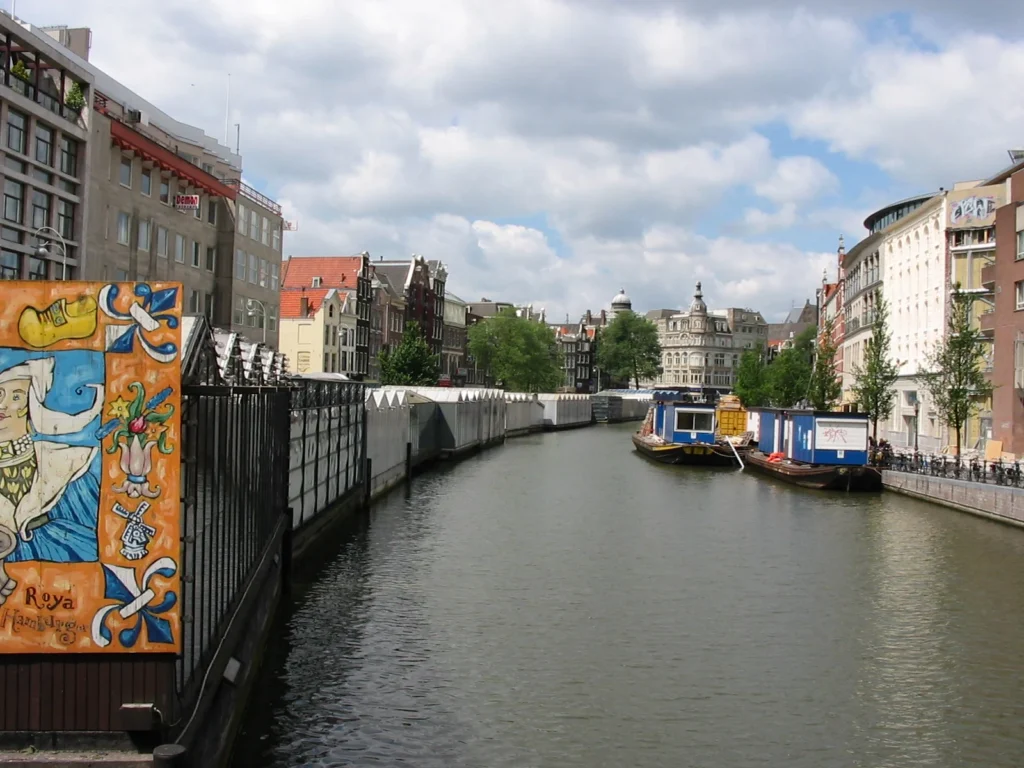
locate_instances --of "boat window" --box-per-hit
[675,410,713,432]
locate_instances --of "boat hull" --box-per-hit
[744,450,882,491]
[631,435,738,466]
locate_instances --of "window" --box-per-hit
[35,125,54,166]
[159,180,170,204]
[206,246,216,271]
[59,178,77,195]
[57,136,79,178]
[138,219,151,252]
[6,110,25,154]
[233,295,245,325]
[207,201,217,225]
[235,249,247,280]
[118,156,132,187]
[675,410,714,432]
[0,250,18,279]
[4,156,25,175]
[27,257,46,280]
[191,241,201,267]
[157,226,168,257]
[259,258,267,287]
[272,225,280,251]
[311,276,322,288]
[188,289,200,313]
[261,216,269,245]
[1017,280,1024,311]
[141,169,152,196]
[115,268,129,282]
[204,292,214,320]
[237,203,247,235]
[175,234,185,263]
[1017,230,1024,261]
[248,253,257,283]
[117,212,130,245]
[2,227,21,244]
[249,210,259,240]
[270,262,279,290]
[3,180,24,223]
[268,305,277,332]
[31,191,50,229]
[32,167,51,186]
[194,199,202,220]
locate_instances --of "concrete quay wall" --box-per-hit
[883,470,1024,528]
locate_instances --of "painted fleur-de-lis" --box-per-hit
[90,557,177,649]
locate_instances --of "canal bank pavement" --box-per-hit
[0,749,151,767]
[883,469,1024,528]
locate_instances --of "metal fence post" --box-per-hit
[153,744,187,767]
[405,441,413,483]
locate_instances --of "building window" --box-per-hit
[175,233,185,263]
[138,219,151,252]
[27,257,46,280]
[57,200,75,239]
[268,305,277,332]
[272,225,280,251]
[191,241,201,267]
[259,258,267,287]
[159,180,170,204]
[6,110,25,154]
[4,156,25,175]
[0,250,18,279]
[235,249,246,280]
[248,253,257,283]
[249,210,259,241]
[1017,230,1024,261]
[58,136,79,177]
[233,295,245,325]
[207,201,217,225]
[1016,280,1024,311]
[31,191,50,229]
[115,268,129,282]
[194,199,202,220]
[3,180,23,224]
[141,169,152,196]
[206,246,215,271]
[237,203,246,235]
[270,262,279,290]
[118,156,132,187]
[117,212,130,246]
[204,292,214,320]
[157,226,168,257]
[261,216,269,246]
[188,289,200,313]
[35,125,53,166]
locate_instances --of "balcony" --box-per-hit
[978,310,995,336]
[981,263,996,288]
[0,30,89,128]
[222,179,282,217]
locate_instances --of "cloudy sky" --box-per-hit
[28,0,1024,321]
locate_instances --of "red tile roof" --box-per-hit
[280,288,330,319]
[281,255,365,290]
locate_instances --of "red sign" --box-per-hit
[174,194,200,210]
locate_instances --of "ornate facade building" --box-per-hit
[643,283,767,392]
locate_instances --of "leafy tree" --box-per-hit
[734,349,769,407]
[851,292,899,439]
[808,315,843,411]
[920,285,994,456]
[766,325,816,407]
[378,321,440,386]
[595,311,661,389]
[466,309,562,392]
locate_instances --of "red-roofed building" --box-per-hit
[281,253,372,379]
[278,287,359,375]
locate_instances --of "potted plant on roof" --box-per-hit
[65,80,85,113]
[11,60,30,82]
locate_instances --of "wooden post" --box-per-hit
[153,744,187,768]
[405,441,412,482]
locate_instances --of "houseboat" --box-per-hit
[632,391,742,466]
[743,407,882,491]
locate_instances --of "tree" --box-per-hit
[378,321,440,386]
[734,349,769,407]
[466,309,562,392]
[766,325,816,407]
[920,285,994,457]
[851,292,899,439]
[808,315,843,411]
[595,311,661,389]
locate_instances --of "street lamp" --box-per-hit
[33,226,68,280]
[246,298,267,344]
[913,399,920,454]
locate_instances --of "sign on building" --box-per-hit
[947,185,1006,230]
[0,281,182,653]
[174,194,200,210]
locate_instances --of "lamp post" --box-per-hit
[913,399,920,454]
[33,226,68,280]
[246,298,267,344]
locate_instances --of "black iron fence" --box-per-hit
[177,384,291,711]
[885,452,1024,488]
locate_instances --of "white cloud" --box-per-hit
[755,156,839,205]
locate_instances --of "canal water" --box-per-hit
[232,423,1024,768]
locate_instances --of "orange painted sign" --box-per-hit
[0,282,181,653]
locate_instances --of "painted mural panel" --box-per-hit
[947,184,1007,230]
[0,282,181,654]
[814,419,868,451]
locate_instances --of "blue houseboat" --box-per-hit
[743,408,881,491]
[632,391,740,466]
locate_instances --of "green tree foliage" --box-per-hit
[733,349,770,407]
[766,325,816,407]
[851,292,900,439]
[595,311,662,389]
[808,315,843,411]
[466,309,563,392]
[378,321,440,386]
[65,81,85,111]
[920,285,994,456]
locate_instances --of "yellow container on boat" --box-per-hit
[715,406,747,437]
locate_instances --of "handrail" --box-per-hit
[221,178,282,216]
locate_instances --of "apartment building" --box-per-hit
[0,16,92,281]
[38,22,285,347]
[442,292,468,384]
[373,255,445,359]
[280,254,372,379]
[278,288,356,375]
